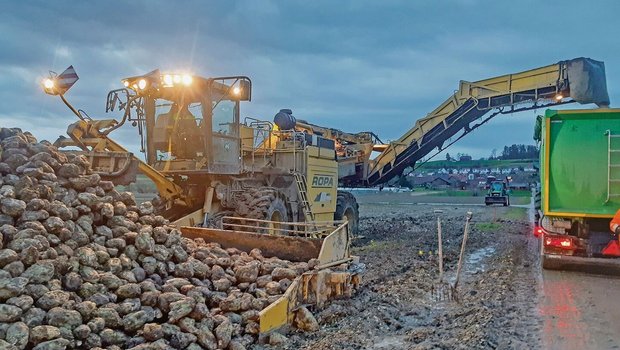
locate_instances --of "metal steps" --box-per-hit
[293,172,315,222]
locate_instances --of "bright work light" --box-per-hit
[43,78,55,90]
[163,74,173,86]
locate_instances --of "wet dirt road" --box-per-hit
[261,192,620,349]
[279,195,542,350]
[539,270,620,349]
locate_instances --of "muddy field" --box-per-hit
[261,193,539,350]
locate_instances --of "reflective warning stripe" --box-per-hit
[57,65,79,91]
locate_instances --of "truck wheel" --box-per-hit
[335,191,359,235]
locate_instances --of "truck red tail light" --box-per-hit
[544,234,574,249]
[534,225,544,237]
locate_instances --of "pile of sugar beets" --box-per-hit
[0,128,321,350]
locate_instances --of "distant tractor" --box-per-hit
[485,177,510,206]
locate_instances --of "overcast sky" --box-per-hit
[1,0,619,160]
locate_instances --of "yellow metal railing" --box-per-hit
[221,216,344,238]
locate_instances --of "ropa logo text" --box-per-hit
[311,175,334,188]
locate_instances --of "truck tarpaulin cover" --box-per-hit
[565,58,610,107]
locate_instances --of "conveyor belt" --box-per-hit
[366,57,609,186]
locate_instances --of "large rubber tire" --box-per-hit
[335,191,360,235]
[204,210,234,229]
[234,188,291,233]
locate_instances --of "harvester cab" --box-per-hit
[107,71,252,173]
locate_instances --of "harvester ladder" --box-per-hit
[293,172,315,222]
[605,130,620,202]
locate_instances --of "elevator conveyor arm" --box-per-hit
[366,57,609,186]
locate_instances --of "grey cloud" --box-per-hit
[1,0,619,161]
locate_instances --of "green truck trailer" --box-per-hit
[535,108,620,270]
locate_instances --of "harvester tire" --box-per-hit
[235,188,291,232]
[205,211,234,229]
[335,191,359,235]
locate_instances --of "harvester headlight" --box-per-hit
[43,78,55,90]
[555,94,563,101]
[182,74,193,86]
[122,80,130,88]
[138,79,148,90]
[173,75,182,84]
[163,74,173,86]
[232,86,241,95]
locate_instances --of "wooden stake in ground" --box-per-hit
[435,210,444,280]
[433,209,453,301]
[454,211,473,290]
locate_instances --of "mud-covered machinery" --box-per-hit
[42,68,364,332]
[44,68,360,233]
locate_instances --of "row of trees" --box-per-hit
[446,144,538,162]
[497,144,539,160]
[445,152,472,161]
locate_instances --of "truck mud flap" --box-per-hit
[543,253,620,274]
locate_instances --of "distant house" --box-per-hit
[448,174,468,189]
[412,175,453,189]
[459,155,472,161]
